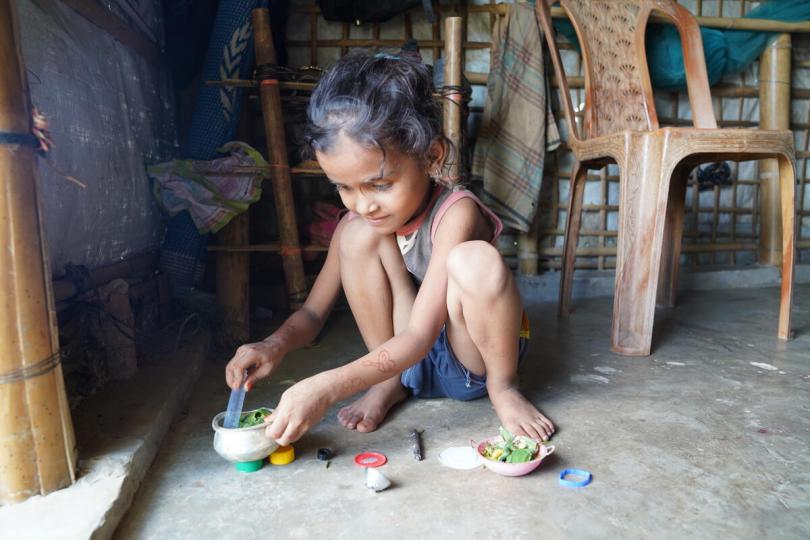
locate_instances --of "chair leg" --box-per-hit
[558,161,588,317]
[656,164,689,308]
[611,138,673,356]
[777,154,796,340]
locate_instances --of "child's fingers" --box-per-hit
[243,362,272,392]
[225,350,247,388]
[263,409,276,436]
[226,352,261,389]
[225,362,241,389]
[264,407,303,446]
[265,410,285,442]
[225,362,244,389]
[243,367,257,391]
[275,421,303,447]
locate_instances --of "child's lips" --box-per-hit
[365,215,388,225]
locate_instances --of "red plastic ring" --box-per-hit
[354,451,387,468]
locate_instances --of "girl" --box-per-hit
[225,53,555,445]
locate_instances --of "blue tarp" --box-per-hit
[552,0,810,91]
[160,0,261,296]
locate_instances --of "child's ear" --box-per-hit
[426,138,448,172]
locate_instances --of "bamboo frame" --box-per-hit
[215,94,253,343]
[206,77,810,100]
[0,0,76,503]
[540,242,759,256]
[253,8,309,308]
[281,2,809,272]
[443,17,463,181]
[291,3,810,33]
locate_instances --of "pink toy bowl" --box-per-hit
[475,436,555,477]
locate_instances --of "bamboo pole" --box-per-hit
[538,242,759,257]
[470,4,810,32]
[289,3,810,32]
[252,8,308,308]
[208,76,810,101]
[287,38,492,50]
[0,0,76,503]
[758,34,791,265]
[518,217,540,275]
[216,213,250,343]
[443,17,463,182]
[215,97,252,343]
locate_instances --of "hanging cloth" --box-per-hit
[149,142,268,234]
[473,2,561,233]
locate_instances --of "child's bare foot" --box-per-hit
[489,386,555,441]
[337,377,407,432]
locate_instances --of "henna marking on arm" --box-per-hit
[362,349,396,373]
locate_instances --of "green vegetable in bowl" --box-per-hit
[482,426,541,463]
[238,408,272,428]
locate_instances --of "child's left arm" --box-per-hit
[265,199,488,445]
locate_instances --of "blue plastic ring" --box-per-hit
[559,468,592,487]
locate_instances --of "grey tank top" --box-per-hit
[395,186,504,283]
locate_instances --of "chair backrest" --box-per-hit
[536,0,717,143]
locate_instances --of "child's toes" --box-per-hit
[536,414,555,435]
[531,421,552,441]
[337,407,358,428]
[523,423,547,442]
[356,414,381,433]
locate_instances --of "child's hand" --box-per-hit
[224,339,285,391]
[264,375,332,446]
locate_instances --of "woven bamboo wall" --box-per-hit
[283,0,810,271]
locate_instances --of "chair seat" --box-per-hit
[573,127,794,167]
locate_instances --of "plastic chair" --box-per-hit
[536,0,796,356]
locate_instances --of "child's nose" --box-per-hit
[355,194,378,216]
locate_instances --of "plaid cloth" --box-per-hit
[473,1,560,232]
[149,142,267,234]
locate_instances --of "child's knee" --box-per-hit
[339,218,380,262]
[447,241,509,296]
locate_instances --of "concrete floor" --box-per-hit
[115,285,810,539]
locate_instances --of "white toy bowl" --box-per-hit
[212,409,279,462]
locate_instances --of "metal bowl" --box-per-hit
[212,409,279,462]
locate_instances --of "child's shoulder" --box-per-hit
[431,187,503,242]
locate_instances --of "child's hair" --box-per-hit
[304,53,455,182]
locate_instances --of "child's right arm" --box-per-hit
[224,220,345,391]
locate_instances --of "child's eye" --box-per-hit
[333,184,349,193]
[373,183,391,192]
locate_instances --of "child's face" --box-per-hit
[316,133,436,235]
